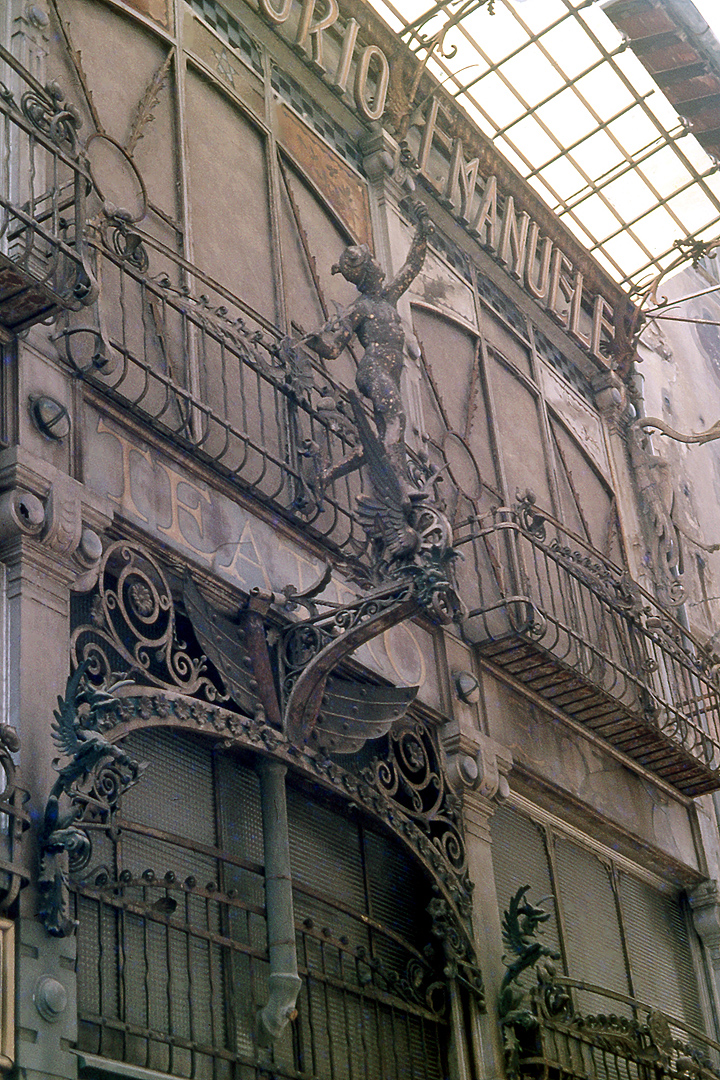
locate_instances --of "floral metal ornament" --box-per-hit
[39,661,147,936]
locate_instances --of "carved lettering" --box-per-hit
[259,0,293,23]
[569,271,592,350]
[333,15,359,92]
[591,294,614,366]
[499,195,530,280]
[548,248,574,325]
[295,0,339,70]
[354,44,389,121]
[470,174,498,249]
[418,97,440,175]
[446,139,479,224]
[525,223,552,301]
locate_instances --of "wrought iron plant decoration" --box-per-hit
[498,886,720,1080]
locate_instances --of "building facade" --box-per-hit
[3,1,720,1080]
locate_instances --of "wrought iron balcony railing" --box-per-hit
[0,46,97,331]
[455,508,720,796]
[503,977,720,1080]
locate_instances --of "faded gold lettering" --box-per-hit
[96,417,151,524]
[220,521,273,591]
[156,461,212,557]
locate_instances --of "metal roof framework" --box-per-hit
[368,0,720,295]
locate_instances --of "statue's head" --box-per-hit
[332,244,384,292]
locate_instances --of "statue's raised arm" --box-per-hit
[382,202,434,305]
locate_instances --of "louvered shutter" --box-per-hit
[618,872,704,1031]
[490,804,563,978]
[553,835,631,1015]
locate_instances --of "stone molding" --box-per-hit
[441,718,513,803]
[0,447,113,589]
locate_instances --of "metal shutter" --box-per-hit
[618,872,704,1031]
[553,835,631,1015]
[490,802,563,973]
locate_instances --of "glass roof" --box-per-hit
[367,0,720,295]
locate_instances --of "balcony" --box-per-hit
[503,977,720,1080]
[0,48,96,333]
[456,510,720,796]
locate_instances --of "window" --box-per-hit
[490,802,705,1030]
[74,727,448,1080]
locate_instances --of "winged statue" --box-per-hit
[49,659,144,801]
[41,661,147,936]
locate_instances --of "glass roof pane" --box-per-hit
[501,50,566,104]
[372,0,720,291]
[537,91,599,146]
[505,0,568,36]
[469,72,527,129]
[638,147,697,201]
[574,66,635,117]
[601,172,659,222]
[606,108,663,155]
[630,207,687,255]
[666,190,720,234]
[563,194,623,240]
[540,19,603,80]
[495,115,558,170]
[471,5,529,63]
[571,131,626,181]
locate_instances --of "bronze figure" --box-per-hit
[306,200,433,475]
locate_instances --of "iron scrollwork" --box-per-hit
[428,892,484,1007]
[71,540,225,702]
[39,662,147,936]
[20,79,82,154]
[76,690,476,956]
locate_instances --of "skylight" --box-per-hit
[368,0,720,294]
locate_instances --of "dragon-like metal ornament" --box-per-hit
[182,203,461,755]
[498,886,570,1080]
[39,660,146,935]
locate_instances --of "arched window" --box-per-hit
[74,725,450,1080]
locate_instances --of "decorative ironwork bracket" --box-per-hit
[39,661,147,936]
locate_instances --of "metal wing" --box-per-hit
[51,661,88,757]
[182,575,257,714]
[349,392,414,553]
[313,676,418,755]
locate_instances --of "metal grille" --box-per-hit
[73,731,448,1079]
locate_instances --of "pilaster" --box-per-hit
[690,880,720,1027]
[440,689,513,1080]
[0,447,112,911]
